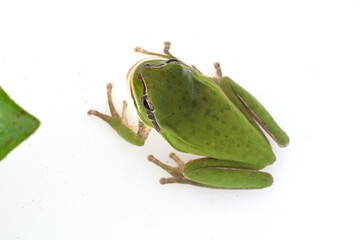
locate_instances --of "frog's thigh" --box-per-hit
[183,158,273,189]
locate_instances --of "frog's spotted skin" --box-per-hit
[88,42,289,189]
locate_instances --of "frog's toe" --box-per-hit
[87,109,111,122]
[160,177,188,185]
[169,152,185,169]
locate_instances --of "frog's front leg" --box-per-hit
[88,83,151,146]
[148,154,273,189]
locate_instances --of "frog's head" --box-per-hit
[128,58,189,132]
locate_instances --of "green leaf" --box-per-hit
[0,86,40,161]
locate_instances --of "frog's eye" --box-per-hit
[165,58,180,64]
[141,95,154,111]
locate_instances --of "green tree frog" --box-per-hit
[88,42,289,189]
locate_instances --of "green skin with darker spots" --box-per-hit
[129,59,289,189]
[132,60,274,169]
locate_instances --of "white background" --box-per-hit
[1,0,360,239]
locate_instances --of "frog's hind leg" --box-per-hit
[210,61,290,147]
[134,41,175,59]
[218,75,290,147]
[148,154,273,189]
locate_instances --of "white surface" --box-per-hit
[1,0,360,239]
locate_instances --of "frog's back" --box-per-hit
[156,72,275,169]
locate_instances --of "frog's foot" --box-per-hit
[211,62,223,84]
[88,83,151,143]
[147,153,194,185]
[134,41,175,59]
